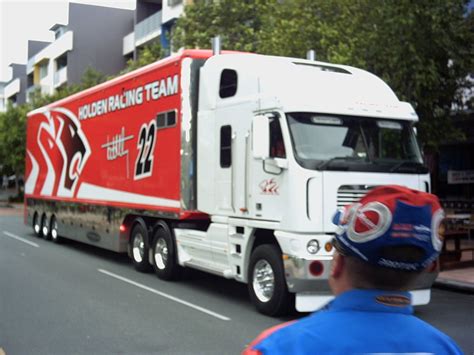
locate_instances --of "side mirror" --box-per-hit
[252,115,270,159]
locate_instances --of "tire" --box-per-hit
[151,226,182,281]
[248,244,294,316]
[40,214,50,240]
[130,223,151,272]
[32,212,41,237]
[49,215,60,243]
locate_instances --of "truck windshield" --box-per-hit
[286,112,427,173]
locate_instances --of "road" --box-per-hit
[1,213,473,354]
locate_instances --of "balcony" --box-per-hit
[27,56,36,74]
[4,78,20,99]
[123,32,135,56]
[54,67,68,88]
[135,11,162,47]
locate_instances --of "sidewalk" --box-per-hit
[435,267,474,293]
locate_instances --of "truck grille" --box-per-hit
[337,185,377,208]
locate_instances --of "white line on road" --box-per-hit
[3,231,40,248]
[98,268,231,321]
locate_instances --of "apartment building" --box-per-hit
[26,3,134,100]
[2,64,27,107]
[0,82,5,112]
[123,0,188,60]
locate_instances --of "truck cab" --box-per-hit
[186,53,434,314]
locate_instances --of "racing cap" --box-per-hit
[332,185,445,271]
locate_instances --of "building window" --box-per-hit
[219,69,238,98]
[167,0,182,6]
[56,54,68,71]
[39,63,48,79]
[156,110,177,129]
[220,125,232,168]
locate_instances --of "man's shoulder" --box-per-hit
[244,308,462,355]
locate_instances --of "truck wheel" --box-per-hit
[49,215,60,243]
[248,244,293,316]
[41,214,50,240]
[151,227,181,280]
[33,212,41,237]
[130,223,151,272]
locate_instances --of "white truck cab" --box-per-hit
[180,53,433,315]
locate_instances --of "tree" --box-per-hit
[0,103,29,196]
[123,41,165,73]
[173,0,276,52]
[173,0,474,150]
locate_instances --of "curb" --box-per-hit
[434,279,474,294]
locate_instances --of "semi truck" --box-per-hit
[24,49,436,316]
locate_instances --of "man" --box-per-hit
[244,185,463,354]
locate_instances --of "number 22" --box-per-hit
[134,121,156,179]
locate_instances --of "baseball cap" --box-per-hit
[332,185,445,271]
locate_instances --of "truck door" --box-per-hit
[248,114,288,221]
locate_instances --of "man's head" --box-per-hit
[329,185,445,294]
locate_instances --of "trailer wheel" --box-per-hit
[130,223,151,272]
[41,214,50,240]
[151,226,181,281]
[33,212,41,237]
[248,244,293,316]
[49,215,60,243]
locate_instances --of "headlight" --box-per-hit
[307,239,320,254]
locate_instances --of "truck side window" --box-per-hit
[220,125,232,167]
[219,69,238,98]
[156,110,176,129]
[270,118,286,158]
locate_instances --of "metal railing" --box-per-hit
[135,11,162,44]
[54,67,68,88]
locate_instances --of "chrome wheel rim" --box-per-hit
[51,219,58,240]
[132,233,145,263]
[34,217,40,234]
[42,218,48,237]
[252,259,275,303]
[154,238,168,270]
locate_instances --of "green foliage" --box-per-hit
[123,41,165,73]
[174,0,474,150]
[0,103,28,179]
[173,0,275,52]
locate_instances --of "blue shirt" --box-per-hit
[251,289,463,354]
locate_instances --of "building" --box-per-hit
[0,82,5,112]
[123,0,187,60]
[26,3,134,99]
[1,64,27,107]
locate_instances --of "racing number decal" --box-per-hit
[134,120,156,180]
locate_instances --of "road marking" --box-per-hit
[98,269,231,321]
[3,231,40,248]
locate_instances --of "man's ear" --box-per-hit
[331,252,345,278]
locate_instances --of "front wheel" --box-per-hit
[151,226,181,281]
[248,244,294,316]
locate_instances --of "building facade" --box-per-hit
[123,0,187,60]
[26,3,134,99]
[2,64,27,107]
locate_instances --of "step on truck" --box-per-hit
[24,49,437,316]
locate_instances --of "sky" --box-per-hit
[0,0,136,82]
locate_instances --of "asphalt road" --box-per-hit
[1,214,473,354]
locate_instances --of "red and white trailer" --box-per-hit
[25,49,436,315]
